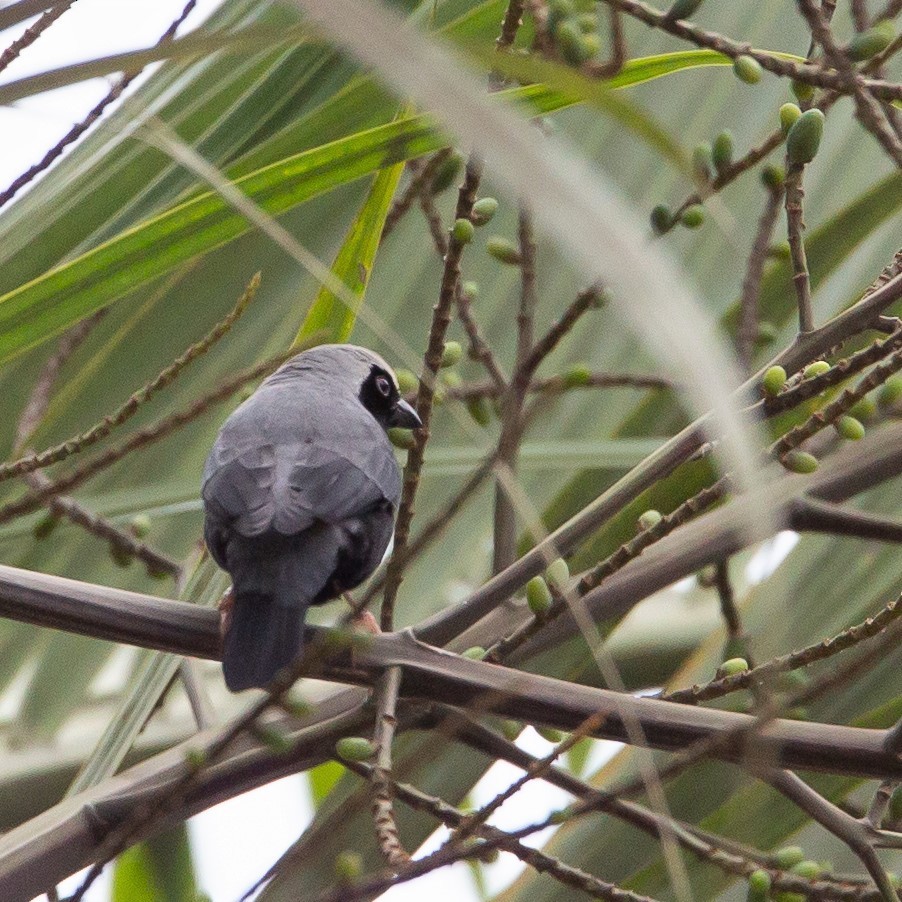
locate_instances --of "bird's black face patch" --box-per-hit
[359,365,400,427]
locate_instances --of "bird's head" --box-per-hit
[272,344,422,431]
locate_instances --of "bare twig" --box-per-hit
[0,344,300,527]
[785,162,814,334]
[370,666,408,868]
[763,769,901,902]
[456,284,507,389]
[0,0,74,75]
[382,150,452,239]
[737,185,784,370]
[663,593,901,704]
[380,157,483,629]
[0,0,198,209]
[0,273,260,484]
[492,206,538,573]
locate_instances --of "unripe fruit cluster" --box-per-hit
[547,0,601,65]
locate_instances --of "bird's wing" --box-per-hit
[203,434,400,540]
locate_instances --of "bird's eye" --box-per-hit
[375,375,392,397]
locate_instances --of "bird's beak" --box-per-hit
[389,398,422,429]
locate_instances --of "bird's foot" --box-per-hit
[218,587,235,638]
[350,609,381,636]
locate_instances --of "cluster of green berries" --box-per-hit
[547,0,601,66]
[526,557,570,617]
[762,360,893,474]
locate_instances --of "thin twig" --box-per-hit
[382,150,452,240]
[0,0,198,209]
[380,158,483,630]
[0,344,300,527]
[14,311,106,453]
[456,285,507,389]
[26,470,181,579]
[737,185,784,370]
[0,0,74,75]
[346,760,662,902]
[663,593,901,704]
[483,476,729,663]
[370,666,408,868]
[763,769,901,902]
[492,206,538,573]
[712,558,753,664]
[0,273,260,484]
[771,340,902,457]
[600,0,902,101]
[798,0,902,168]
[785,162,814,334]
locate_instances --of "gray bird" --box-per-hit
[201,344,421,691]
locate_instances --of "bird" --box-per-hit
[201,344,421,691]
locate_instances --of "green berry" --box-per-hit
[563,364,592,387]
[716,657,750,678]
[461,645,487,660]
[395,368,418,394]
[110,544,133,568]
[761,164,785,189]
[461,280,479,300]
[441,371,461,393]
[848,396,877,421]
[681,205,705,229]
[184,746,207,769]
[879,374,902,409]
[537,726,565,743]
[712,130,734,173]
[546,0,576,31]
[650,204,673,235]
[32,513,59,541]
[664,0,704,20]
[782,450,818,474]
[453,217,474,244]
[769,241,792,261]
[835,415,865,440]
[336,736,377,762]
[755,322,779,345]
[890,785,902,821]
[791,79,815,102]
[733,55,763,84]
[692,142,713,181]
[638,509,663,531]
[803,360,830,378]
[580,32,601,57]
[430,153,463,194]
[848,20,896,61]
[786,109,825,165]
[762,365,787,397]
[775,846,805,869]
[471,196,498,225]
[576,12,598,32]
[774,894,805,902]
[486,236,522,265]
[440,340,463,368]
[334,851,364,882]
[548,807,572,825]
[791,860,822,879]
[254,724,292,754]
[467,397,493,426]
[527,575,554,616]
[500,719,523,741]
[780,102,802,135]
[747,869,772,900]
[129,513,152,538]
[388,427,417,450]
[545,558,570,590]
[556,19,592,65]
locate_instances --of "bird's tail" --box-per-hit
[222,593,305,692]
